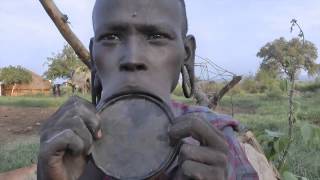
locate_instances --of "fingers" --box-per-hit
[38,129,88,180]
[69,96,101,139]
[41,116,95,154]
[170,115,229,180]
[40,129,84,159]
[69,116,94,153]
[44,96,85,123]
[38,96,100,180]
[169,115,228,151]
[81,114,101,139]
[42,96,101,139]
[179,144,227,167]
[181,160,226,180]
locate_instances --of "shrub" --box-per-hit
[229,84,242,95]
[266,86,283,99]
[279,79,288,92]
[172,84,184,97]
[295,82,320,92]
[241,76,258,93]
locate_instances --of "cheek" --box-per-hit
[166,46,184,76]
[93,44,117,75]
[169,54,183,90]
[168,45,185,89]
[167,54,183,80]
[92,44,106,68]
[150,45,184,86]
[150,43,184,68]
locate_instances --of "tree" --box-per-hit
[255,69,281,93]
[44,44,87,80]
[0,65,32,96]
[257,37,318,79]
[68,66,91,94]
[44,44,90,93]
[257,35,318,170]
[39,0,91,68]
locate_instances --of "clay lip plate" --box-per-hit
[91,92,180,180]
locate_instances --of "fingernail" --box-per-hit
[96,129,102,139]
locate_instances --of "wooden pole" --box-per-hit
[208,76,242,109]
[39,0,91,69]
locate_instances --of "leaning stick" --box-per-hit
[39,0,91,69]
[209,76,242,109]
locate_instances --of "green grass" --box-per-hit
[0,96,67,107]
[0,94,91,108]
[0,137,39,173]
[173,93,319,179]
[0,93,319,179]
[171,94,194,105]
[0,94,194,108]
[219,93,320,180]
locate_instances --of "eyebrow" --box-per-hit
[95,22,177,36]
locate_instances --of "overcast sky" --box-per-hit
[0,0,319,78]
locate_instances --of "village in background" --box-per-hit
[0,44,91,98]
[0,67,89,98]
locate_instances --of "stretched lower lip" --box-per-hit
[118,84,145,93]
[98,86,154,108]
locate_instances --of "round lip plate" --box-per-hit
[91,93,180,180]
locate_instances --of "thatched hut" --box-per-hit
[0,81,3,96]
[2,70,51,96]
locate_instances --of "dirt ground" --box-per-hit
[0,104,254,145]
[0,106,57,145]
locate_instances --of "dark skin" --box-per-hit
[37,0,228,179]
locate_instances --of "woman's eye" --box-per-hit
[148,34,167,40]
[101,34,120,41]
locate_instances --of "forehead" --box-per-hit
[93,0,184,32]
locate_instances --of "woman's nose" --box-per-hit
[119,62,147,72]
[119,37,148,72]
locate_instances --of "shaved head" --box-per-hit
[178,0,188,35]
[93,0,188,36]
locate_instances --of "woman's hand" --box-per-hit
[169,114,228,180]
[37,96,101,180]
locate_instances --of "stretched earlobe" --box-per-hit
[89,38,102,105]
[89,38,94,55]
[181,65,193,98]
[181,35,196,98]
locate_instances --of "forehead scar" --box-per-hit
[132,12,137,18]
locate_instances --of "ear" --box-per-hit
[89,37,97,71]
[89,37,101,105]
[89,37,94,60]
[181,35,196,98]
[184,35,196,66]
